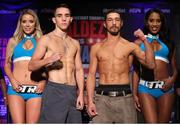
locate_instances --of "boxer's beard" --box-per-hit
[107,26,120,36]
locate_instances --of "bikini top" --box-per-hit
[12,35,36,63]
[140,33,169,63]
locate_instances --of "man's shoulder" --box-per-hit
[43,32,52,38]
[90,41,104,52]
[93,39,105,46]
[67,36,81,47]
[39,33,52,41]
[91,42,103,48]
[36,34,51,46]
[119,38,139,50]
[120,37,131,43]
[68,36,78,43]
[121,37,141,46]
[120,38,135,45]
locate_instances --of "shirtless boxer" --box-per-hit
[28,3,84,123]
[86,9,155,123]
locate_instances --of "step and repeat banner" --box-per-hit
[0,0,172,122]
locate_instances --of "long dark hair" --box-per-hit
[143,8,174,60]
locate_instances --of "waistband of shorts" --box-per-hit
[47,81,77,89]
[96,89,131,97]
[96,84,131,91]
[139,79,165,89]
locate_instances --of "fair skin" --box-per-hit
[86,12,155,117]
[132,11,177,123]
[28,7,84,110]
[4,13,44,123]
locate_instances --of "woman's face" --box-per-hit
[147,12,162,34]
[21,14,36,35]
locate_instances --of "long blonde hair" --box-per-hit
[13,9,43,41]
[8,9,43,61]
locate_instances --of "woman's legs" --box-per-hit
[26,97,42,123]
[8,95,25,123]
[138,93,158,123]
[157,92,174,123]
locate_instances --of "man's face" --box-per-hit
[104,12,123,36]
[53,7,72,31]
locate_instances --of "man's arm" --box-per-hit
[128,54,133,69]
[133,29,155,69]
[28,35,60,71]
[132,58,141,112]
[86,44,99,116]
[86,45,98,104]
[74,41,84,110]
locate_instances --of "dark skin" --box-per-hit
[132,11,177,123]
